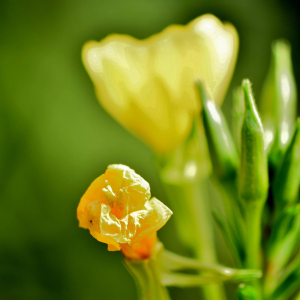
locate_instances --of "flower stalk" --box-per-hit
[124,249,171,300]
[239,80,268,272]
[160,176,226,300]
[157,122,226,300]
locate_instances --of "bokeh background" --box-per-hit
[1,0,300,299]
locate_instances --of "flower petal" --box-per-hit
[90,230,121,251]
[77,175,107,226]
[82,14,238,153]
[100,203,130,243]
[125,197,173,244]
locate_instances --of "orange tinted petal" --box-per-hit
[120,233,157,260]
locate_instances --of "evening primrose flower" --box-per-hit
[77,164,172,259]
[82,14,238,154]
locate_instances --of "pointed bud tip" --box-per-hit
[272,39,291,58]
[242,79,254,108]
[242,78,251,88]
[241,79,263,128]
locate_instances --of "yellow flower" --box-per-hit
[77,164,172,258]
[82,14,238,154]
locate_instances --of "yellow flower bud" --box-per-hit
[77,164,172,258]
[82,14,239,154]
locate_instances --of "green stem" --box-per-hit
[161,271,261,287]
[244,202,264,296]
[161,249,261,280]
[245,202,263,270]
[124,257,170,300]
[161,178,226,300]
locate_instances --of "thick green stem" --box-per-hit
[244,202,264,296]
[124,257,170,300]
[162,178,226,300]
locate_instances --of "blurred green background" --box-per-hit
[0,0,299,299]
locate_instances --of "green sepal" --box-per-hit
[273,119,300,210]
[196,80,238,181]
[236,284,261,300]
[238,79,268,204]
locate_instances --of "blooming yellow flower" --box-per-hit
[77,164,172,258]
[82,14,238,154]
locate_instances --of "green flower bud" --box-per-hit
[239,79,268,204]
[196,80,238,181]
[273,119,300,210]
[259,40,297,161]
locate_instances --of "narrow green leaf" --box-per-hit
[271,270,300,300]
[264,204,300,296]
[268,204,300,251]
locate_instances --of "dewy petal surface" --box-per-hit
[77,164,172,253]
[83,14,238,153]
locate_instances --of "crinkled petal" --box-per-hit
[100,203,130,243]
[125,197,173,244]
[131,197,173,244]
[77,175,107,225]
[106,165,150,195]
[100,198,172,245]
[90,231,121,251]
[78,164,173,255]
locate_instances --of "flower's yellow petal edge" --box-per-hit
[82,14,239,154]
